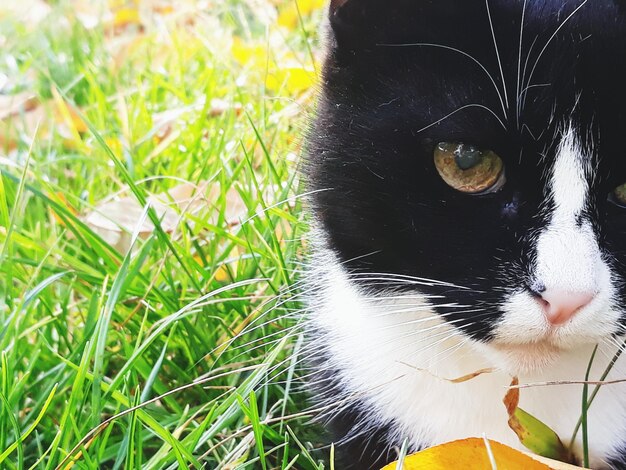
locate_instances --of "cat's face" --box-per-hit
[307,0,626,369]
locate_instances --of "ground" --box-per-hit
[0,0,326,468]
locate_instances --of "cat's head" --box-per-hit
[307,0,626,371]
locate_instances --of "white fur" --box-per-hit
[309,244,626,467]
[308,125,626,466]
[534,125,599,293]
[495,126,620,350]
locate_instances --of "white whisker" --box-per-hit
[521,0,588,109]
[377,42,507,119]
[485,0,509,115]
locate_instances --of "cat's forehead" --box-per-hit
[329,0,626,85]
[326,0,626,165]
[330,0,626,40]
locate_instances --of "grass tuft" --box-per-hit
[0,0,326,467]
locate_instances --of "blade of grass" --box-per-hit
[582,344,598,468]
[0,384,58,464]
[569,340,626,448]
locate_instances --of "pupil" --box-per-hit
[454,144,482,170]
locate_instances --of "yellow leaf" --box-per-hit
[266,67,315,94]
[382,438,583,470]
[298,0,326,15]
[214,265,231,283]
[231,37,267,67]
[277,9,297,29]
[113,8,140,28]
[50,87,88,135]
[153,4,174,15]
[278,0,325,29]
[49,192,77,226]
[104,137,123,157]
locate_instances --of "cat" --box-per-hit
[304,0,626,468]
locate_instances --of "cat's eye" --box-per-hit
[433,142,505,194]
[611,183,626,207]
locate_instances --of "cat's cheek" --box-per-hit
[493,290,549,342]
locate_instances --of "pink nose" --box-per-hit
[538,288,595,325]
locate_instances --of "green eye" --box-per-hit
[612,183,626,206]
[433,142,505,194]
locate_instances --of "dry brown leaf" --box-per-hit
[82,180,255,253]
[0,92,38,120]
[504,377,574,464]
[207,183,248,227]
[0,105,47,151]
[0,90,43,151]
[209,98,243,118]
[149,97,242,147]
[399,361,495,384]
[84,181,211,253]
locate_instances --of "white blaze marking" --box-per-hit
[495,123,617,349]
[549,127,589,221]
[533,125,599,293]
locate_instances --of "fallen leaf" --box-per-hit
[0,92,38,121]
[152,4,174,15]
[49,192,78,226]
[209,98,243,118]
[82,180,253,253]
[0,92,42,151]
[231,37,268,67]
[214,264,231,282]
[208,182,248,227]
[266,66,316,94]
[504,377,575,464]
[382,438,583,470]
[83,181,211,253]
[277,0,325,29]
[50,86,88,134]
[112,8,141,29]
[0,104,47,151]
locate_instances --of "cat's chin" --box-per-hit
[489,340,565,374]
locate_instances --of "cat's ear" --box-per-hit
[329,0,348,11]
[327,0,462,50]
[328,0,360,48]
[328,0,380,48]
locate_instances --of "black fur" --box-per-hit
[323,401,399,470]
[306,0,626,338]
[305,0,626,467]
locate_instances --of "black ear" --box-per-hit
[329,0,348,13]
[328,0,467,50]
[328,0,381,49]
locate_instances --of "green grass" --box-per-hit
[0,0,326,468]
